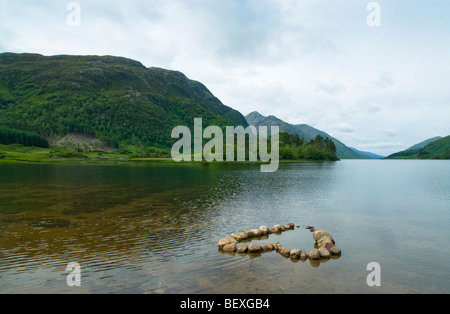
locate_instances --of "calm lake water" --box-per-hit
[0,160,449,294]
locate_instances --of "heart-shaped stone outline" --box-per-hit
[218,223,341,262]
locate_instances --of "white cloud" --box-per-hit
[373,71,395,89]
[335,123,354,133]
[316,80,346,95]
[384,128,398,137]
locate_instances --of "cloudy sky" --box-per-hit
[1,0,449,156]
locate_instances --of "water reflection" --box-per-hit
[1,161,449,293]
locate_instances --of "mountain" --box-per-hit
[349,147,385,159]
[0,53,248,149]
[405,136,442,151]
[245,111,309,140]
[386,136,450,159]
[245,111,369,159]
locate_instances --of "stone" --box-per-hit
[280,248,291,257]
[329,246,341,255]
[274,243,281,252]
[322,241,334,251]
[241,230,251,237]
[309,249,321,260]
[313,230,335,247]
[218,238,229,249]
[237,232,248,241]
[236,243,248,253]
[222,243,236,252]
[300,251,308,260]
[218,236,237,249]
[259,226,270,235]
[319,247,331,259]
[248,243,263,253]
[290,249,301,259]
[250,229,262,237]
[230,234,243,241]
[219,225,341,263]
[270,225,282,233]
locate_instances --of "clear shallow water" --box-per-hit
[0,160,449,294]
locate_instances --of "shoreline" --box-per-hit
[0,143,339,164]
[0,158,336,165]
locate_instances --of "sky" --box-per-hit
[1,0,449,156]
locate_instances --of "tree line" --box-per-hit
[0,126,49,148]
[278,132,338,161]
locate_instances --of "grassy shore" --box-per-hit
[0,143,331,165]
[0,144,132,163]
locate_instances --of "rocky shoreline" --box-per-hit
[218,224,341,262]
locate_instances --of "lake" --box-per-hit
[0,160,449,294]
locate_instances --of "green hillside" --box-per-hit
[0,53,248,150]
[406,136,442,151]
[386,136,450,159]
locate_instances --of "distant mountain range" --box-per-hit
[386,136,450,159]
[245,111,381,159]
[348,147,385,159]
